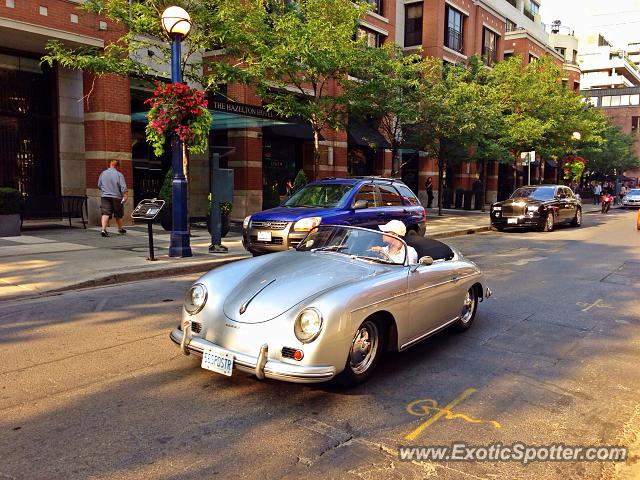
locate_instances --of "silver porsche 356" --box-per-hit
[170,225,491,386]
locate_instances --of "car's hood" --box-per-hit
[495,197,546,207]
[223,251,376,323]
[251,206,336,222]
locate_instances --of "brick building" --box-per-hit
[0,0,569,225]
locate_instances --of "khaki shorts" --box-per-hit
[100,197,124,219]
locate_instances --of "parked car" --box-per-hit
[621,188,640,208]
[490,185,582,232]
[242,177,426,255]
[171,225,491,386]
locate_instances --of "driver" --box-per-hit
[370,220,418,264]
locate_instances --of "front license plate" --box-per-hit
[257,231,272,242]
[201,347,234,376]
[507,217,518,224]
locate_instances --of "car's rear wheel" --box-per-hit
[571,208,582,227]
[336,318,384,387]
[491,224,504,232]
[453,287,478,332]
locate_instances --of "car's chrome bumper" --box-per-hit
[170,328,336,383]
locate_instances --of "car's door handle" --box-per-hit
[377,213,385,217]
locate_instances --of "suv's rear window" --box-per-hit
[395,184,421,205]
[284,184,353,208]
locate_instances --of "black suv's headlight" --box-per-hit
[184,284,207,315]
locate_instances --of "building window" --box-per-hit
[555,47,566,57]
[610,96,621,107]
[528,53,538,63]
[482,28,498,66]
[504,51,514,60]
[529,1,539,15]
[630,94,640,105]
[404,3,423,47]
[358,26,384,47]
[445,5,464,53]
[505,19,517,32]
[364,0,383,16]
[602,96,611,107]
[632,116,639,134]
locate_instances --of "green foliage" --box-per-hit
[159,168,173,207]
[206,193,232,216]
[582,125,640,174]
[145,82,212,156]
[0,187,21,215]
[563,157,586,182]
[292,169,308,193]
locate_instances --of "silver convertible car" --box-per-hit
[170,225,491,386]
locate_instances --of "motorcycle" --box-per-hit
[602,193,613,214]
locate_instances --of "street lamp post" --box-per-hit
[162,6,192,257]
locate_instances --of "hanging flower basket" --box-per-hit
[563,156,586,182]
[144,82,212,157]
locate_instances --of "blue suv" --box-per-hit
[242,177,426,255]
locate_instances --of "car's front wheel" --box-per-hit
[453,287,478,332]
[336,318,384,387]
[541,211,555,232]
[571,208,582,227]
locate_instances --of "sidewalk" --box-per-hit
[0,204,609,302]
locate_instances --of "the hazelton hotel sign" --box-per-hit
[210,101,282,120]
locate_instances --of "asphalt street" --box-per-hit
[1,209,639,480]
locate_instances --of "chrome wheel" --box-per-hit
[349,320,379,375]
[543,212,554,232]
[460,289,476,324]
[572,208,582,227]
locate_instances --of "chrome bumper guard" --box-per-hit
[170,328,336,383]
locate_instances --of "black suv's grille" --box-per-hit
[502,205,524,217]
[250,235,284,245]
[281,347,297,359]
[251,220,289,230]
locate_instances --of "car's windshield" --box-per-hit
[628,189,640,195]
[510,187,556,201]
[283,184,353,208]
[297,225,407,265]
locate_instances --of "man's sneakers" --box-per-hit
[101,229,126,237]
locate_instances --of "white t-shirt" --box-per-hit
[382,244,419,264]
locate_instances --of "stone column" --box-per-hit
[58,68,85,196]
[228,129,263,220]
[82,73,132,226]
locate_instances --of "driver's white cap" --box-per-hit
[378,219,406,237]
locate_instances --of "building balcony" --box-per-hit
[505,0,517,7]
[524,9,535,21]
[444,28,463,53]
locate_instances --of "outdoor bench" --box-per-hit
[20,195,88,229]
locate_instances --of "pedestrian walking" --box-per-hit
[98,159,128,237]
[425,177,434,209]
[593,182,602,205]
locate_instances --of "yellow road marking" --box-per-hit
[404,388,501,441]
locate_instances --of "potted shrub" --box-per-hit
[292,169,307,195]
[454,187,465,209]
[158,168,173,231]
[207,193,232,238]
[0,187,21,236]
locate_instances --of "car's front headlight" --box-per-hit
[243,215,251,230]
[293,217,321,232]
[492,206,501,211]
[294,308,323,343]
[526,205,540,214]
[184,284,207,315]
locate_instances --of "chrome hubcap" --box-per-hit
[577,211,581,224]
[460,290,475,324]
[349,321,379,375]
[547,215,553,229]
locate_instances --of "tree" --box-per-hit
[344,45,439,176]
[583,125,640,175]
[234,0,373,180]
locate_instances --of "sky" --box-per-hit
[541,0,640,48]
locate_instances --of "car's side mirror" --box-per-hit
[419,256,434,266]
[353,199,369,210]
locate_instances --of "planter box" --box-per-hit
[0,214,21,236]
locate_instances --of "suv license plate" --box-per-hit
[507,218,518,224]
[201,347,234,376]
[257,231,272,242]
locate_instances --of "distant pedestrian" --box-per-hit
[425,177,434,209]
[98,160,128,237]
[593,182,601,205]
[286,179,294,197]
[614,179,622,205]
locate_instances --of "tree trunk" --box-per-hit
[391,142,400,177]
[438,141,445,217]
[480,158,487,212]
[313,129,321,181]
